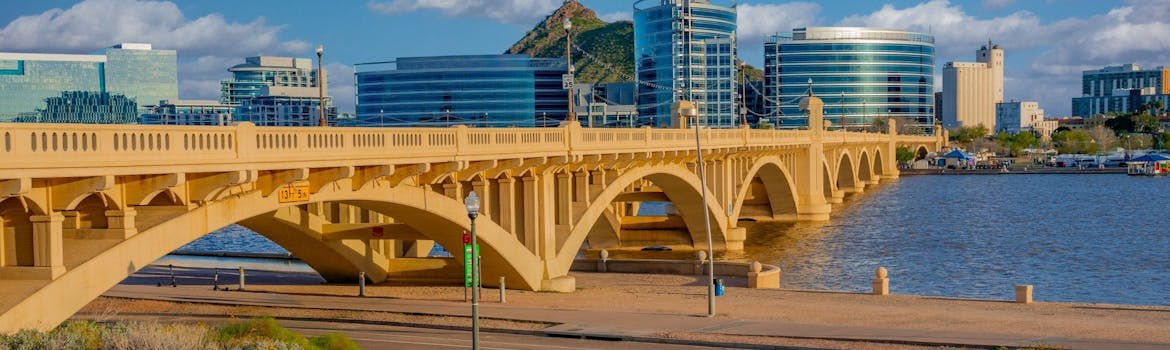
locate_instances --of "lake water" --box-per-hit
[177,174,1170,305]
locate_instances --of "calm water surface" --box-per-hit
[180,174,1170,305]
[734,174,1170,305]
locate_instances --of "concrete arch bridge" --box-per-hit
[0,96,940,332]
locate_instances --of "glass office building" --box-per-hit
[0,43,177,122]
[354,55,568,127]
[634,0,737,128]
[221,56,322,105]
[765,27,935,133]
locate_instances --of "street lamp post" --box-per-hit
[564,18,576,122]
[316,44,327,127]
[464,191,482,350]
[380,109,384,127]
[66,99,72,123]
[683,102,716,317]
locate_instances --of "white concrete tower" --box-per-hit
[977,40,1005,104]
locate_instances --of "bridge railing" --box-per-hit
[0,122,934,177]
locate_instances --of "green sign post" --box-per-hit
[463,244,479,287]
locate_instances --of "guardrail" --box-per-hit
[0,123,935,177]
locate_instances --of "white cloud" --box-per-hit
[325,63,356,114]
[368,0,561,25]
[736,2,821,43]
[835,0,1044,62]
[831,0,1170,116]
[600,11,632,23]
[983,0,1014,10]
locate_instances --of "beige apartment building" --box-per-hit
[941,41,1004,132]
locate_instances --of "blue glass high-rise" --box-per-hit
[0,43,177,122]
[354,55,568,127]
[634,0,738,128]
[765,27,935,133]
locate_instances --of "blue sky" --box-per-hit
[1,0,1168,116]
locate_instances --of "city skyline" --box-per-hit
[1,0,1166,116]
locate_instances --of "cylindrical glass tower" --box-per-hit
[765,27,935,133]
[634,0,737,128]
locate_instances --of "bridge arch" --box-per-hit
[557,164,730,275]
[731,156,800,222]
[0,184,544,332]
[872,147,887,177]
[858,150,874,184]
[0,197,35,267]
[835,150,859,193]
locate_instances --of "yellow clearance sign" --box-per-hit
[277,185,310,203]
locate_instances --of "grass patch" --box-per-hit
[0,317,359,350]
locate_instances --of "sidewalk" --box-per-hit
[101,282,1170,350]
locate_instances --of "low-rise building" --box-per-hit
[140,100,234,125]
[995,101,1044,134]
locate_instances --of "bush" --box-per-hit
[1,317,356,350]
[309,333,360,350]
[213,317,311,349]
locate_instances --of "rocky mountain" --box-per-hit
[506,0,763,86]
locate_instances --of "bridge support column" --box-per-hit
[796,95,832,221]
[884,118,902,180]
[497,178,516,234]
[104,208,138,239]
[30,214,65,280]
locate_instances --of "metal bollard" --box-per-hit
[359,272,366,297]
[499,276,506,303]
[238,267,246,291]
[169,264,176,287]
[213,268,219,291]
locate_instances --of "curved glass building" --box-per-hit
[764,27,935,133]
[354,55,568,127]
[634,0,737,127]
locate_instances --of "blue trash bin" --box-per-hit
[714,278,724,296]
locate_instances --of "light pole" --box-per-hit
[684,101,716,317]
[380,109,384,127]
[464,191,481,350]
[316,44,327,127]
[66,99,72,123]
[564,18,575,122]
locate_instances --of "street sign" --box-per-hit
[462,231,471,244]
[277,185,310,203]
[464,244,472,287]
[562,74,574,90]
[463,243,479,287]
[371,226,384,239]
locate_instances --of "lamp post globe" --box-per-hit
[464,190,481,349]
[315,44,327,127]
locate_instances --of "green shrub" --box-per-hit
[214,317,310,349]
[309,333,359,350]
[0,329,49,350]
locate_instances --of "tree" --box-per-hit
[1052,129,1096,154]
[896,146,915,165]
[994,131,1038,157]
[949,124,989,144]
[1088,125,1116,152]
